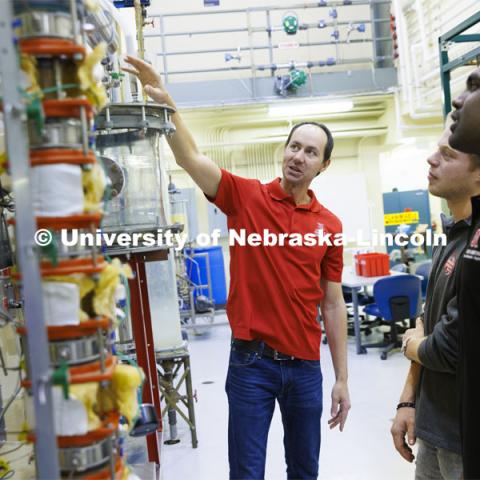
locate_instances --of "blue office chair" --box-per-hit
[391,263,408,273]
[341,286,376,340]
[415,260,432,300]
[362,274,422,360]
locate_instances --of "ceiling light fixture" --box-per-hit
[268,99,354,117]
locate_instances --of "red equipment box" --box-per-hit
[354,253,390,277]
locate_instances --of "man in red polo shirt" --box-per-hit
[124,56,351,480]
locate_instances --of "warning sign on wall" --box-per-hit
[384,211,420,226]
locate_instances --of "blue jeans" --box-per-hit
[225,344,323,480]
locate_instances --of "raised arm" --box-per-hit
[122,56,221,198]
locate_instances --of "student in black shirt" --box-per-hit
[449,66,480,480]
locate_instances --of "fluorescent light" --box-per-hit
[268,100,354,117]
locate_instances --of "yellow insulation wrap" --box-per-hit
[83,162,106,212]
[20,54,42,97]
[97,363,144,426]
[77,43,108,110]
[84,0,101,12]
[0,152,7,175]
[44,259,132,322]
[93,259,133,321]
[69,382,102,431]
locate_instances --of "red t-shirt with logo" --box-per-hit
[209,169,343,360]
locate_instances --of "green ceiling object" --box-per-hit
[282,12,299,35]
[289,68,307,89]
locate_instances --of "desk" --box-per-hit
[342,266,405,354]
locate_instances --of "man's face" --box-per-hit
[428,127,480,200]
[449,67,480,154]
[282,125,330,187]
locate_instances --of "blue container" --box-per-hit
[185,246,227,306]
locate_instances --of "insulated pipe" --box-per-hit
[414,0,429,63]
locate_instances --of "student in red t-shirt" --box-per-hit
[124,56,351,480]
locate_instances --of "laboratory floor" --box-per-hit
[158,315,416,480]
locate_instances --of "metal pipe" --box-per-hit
[246,8,257,99]
[147,1,392,18]
[369,1,378,67]
[145,27,247,38]
[159,15,169,84]
[144,18,390,38]
[266,10,274,77]
[156,37,390,57]
[54,58,63,100]
[414,0,429,63]
[79,105,89,156]
[69,0,80,45]
[134,0,145,59]
[167,57,390,75]
[0,4,59,478]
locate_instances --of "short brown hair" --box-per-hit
[285,122,334,162]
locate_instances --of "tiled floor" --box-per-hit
[158,316,416,480]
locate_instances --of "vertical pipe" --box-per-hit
[54,59,63,99]
[265,10,274,77]
[369,2,379,67]
[0,386,5,448]
[414,0,429,63]
[160,15,169,85]
[439,43,451,117]
[134,0,145,60]
[246,8,257,99]
[80,105,89,156]
[70,0,81,46]
[0,5,59,479]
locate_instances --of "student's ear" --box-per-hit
[319,158,331,174]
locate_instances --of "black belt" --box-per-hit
[232,338,296,361]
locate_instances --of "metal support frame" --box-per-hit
[0,4,60,479]
[157,352,198,449]
[128,253,164,466]
[439,11,480,116]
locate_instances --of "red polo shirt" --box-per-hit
[209,169,343,360]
